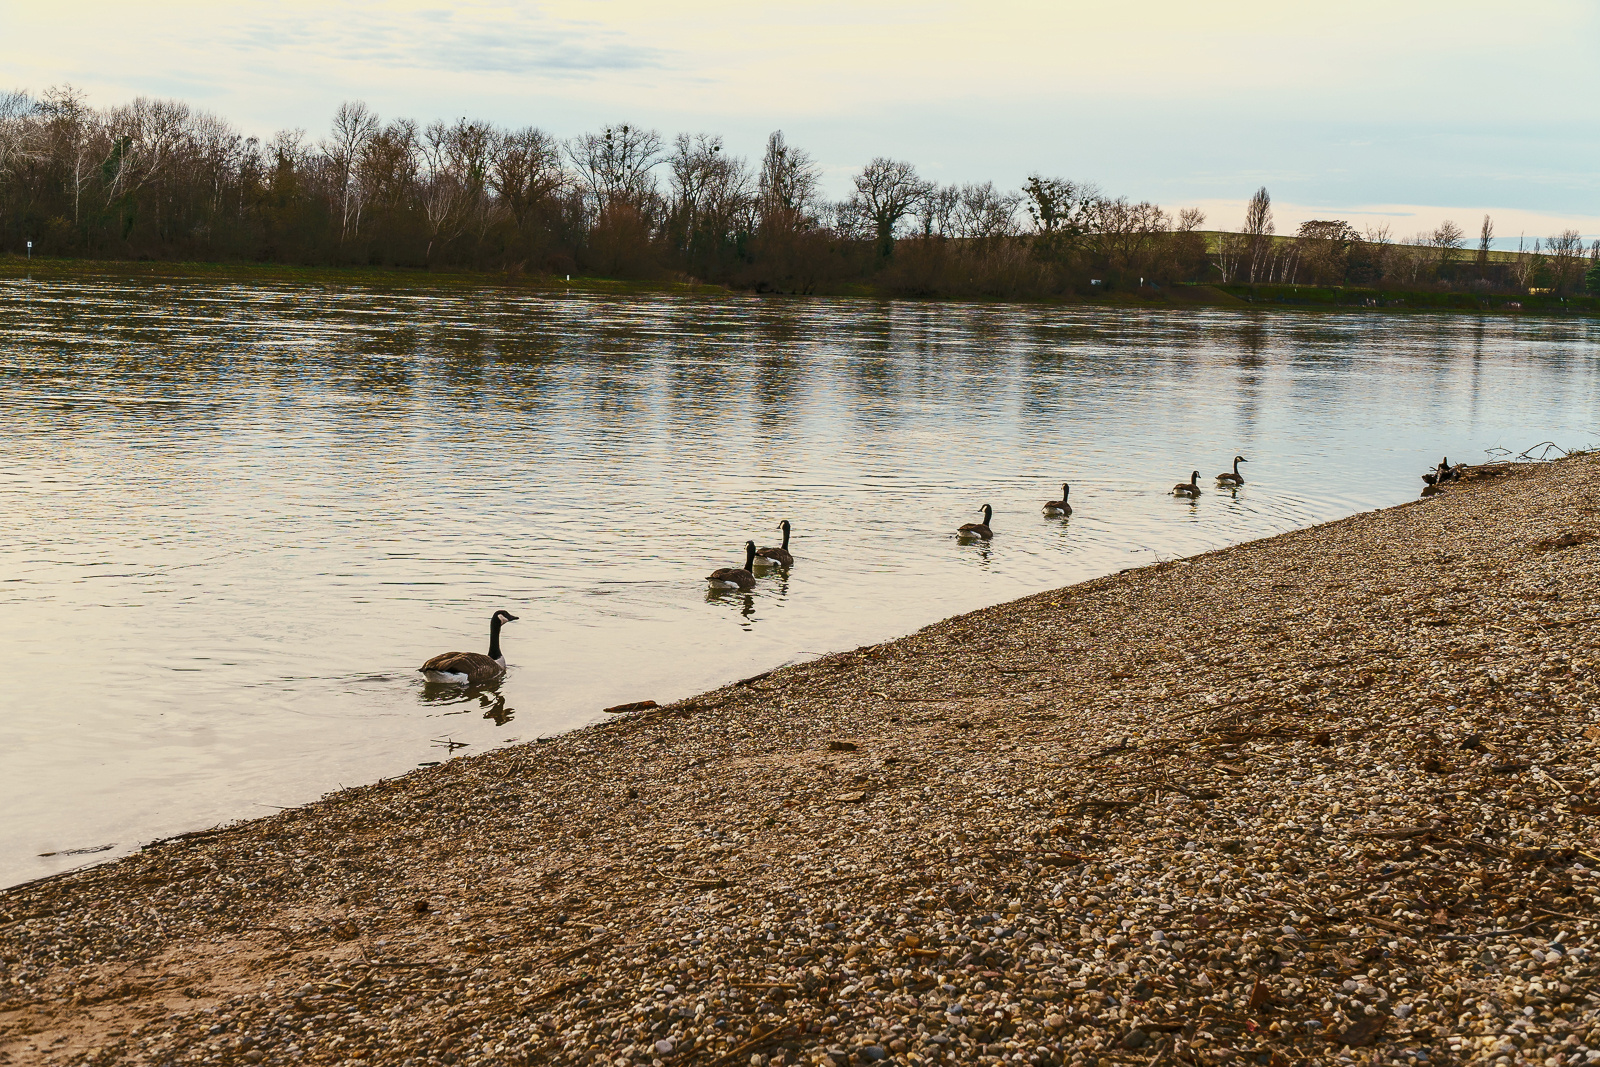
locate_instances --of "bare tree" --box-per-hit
[1242,186,1273,282]
[566,123,663,214]
[850,157,932,258]
[1546,228,1585,292]
[0,89,41,239]
[756,130,820,234]
[1293,220,1359,285]
[1430,219,1465,271]
[323,101,379,243]
[1021,175,1096,242]
[492,126,564,230]
[667,132,752,265]
[915,183,961,237]
[951,182,1020,239]
[1476,214,1493,278]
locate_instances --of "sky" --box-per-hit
[4,0,1598,242]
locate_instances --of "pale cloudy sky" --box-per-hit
[5,0,1598,241]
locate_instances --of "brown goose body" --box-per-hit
[1043,483,1072,516]
[1172,471,1201,497]
[755,520,794,567]
[708,542,758,590]
[420,610,517,685]
[958,504,995,540]
[1216,455,1246,486]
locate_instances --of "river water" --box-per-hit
[2,274,1596,887]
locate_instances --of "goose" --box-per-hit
[755,520,794,568]
[707,541,758,591]
[419,610,518,686]
[1172,471,1201,498]
[1043,484,1072,517]
[958,504,995,540]
[1216,456,1247,486]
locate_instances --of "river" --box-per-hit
[2,273,1596,887]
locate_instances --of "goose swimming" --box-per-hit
[419,610,518,686]
[755,520,794,568]
[1172,471,1202,498]
[1043,484,1072,516]
[1216,456,1247,486]
[958,504,995,540]
[707,541,758,591]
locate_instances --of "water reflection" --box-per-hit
[1,274,1597,887]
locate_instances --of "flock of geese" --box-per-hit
[417,458,1252,687]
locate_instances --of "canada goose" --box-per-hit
[1216,456,1247,486]
[755,520,794,568]
[419,610,518,686]
[707,541,758,591]
[1043,484,1072,516]
[1172,471,1201,498]
[958,504,995,540]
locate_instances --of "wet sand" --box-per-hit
[3,456,1598,1067]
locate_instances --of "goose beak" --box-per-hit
[505,613,520,622]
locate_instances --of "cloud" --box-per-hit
[227,3,665,79]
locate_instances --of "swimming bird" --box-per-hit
[419,610,518,686]
[755,520,794,568]
[707,541,758,591]
[1216,456,1247,486]
[1172,471,1201,498]
[1043,484,1072,516]
[958,504,995,540]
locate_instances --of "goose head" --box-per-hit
[981,503,993,524]
[492,610,519,626]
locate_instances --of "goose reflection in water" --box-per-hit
[418,684,513,726]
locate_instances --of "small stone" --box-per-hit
[655,1039,675,1054]
[860,1047,887,1062]
[1120,1029,1149,1050]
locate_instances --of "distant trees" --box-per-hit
[0,87,1590,302]
[1242,187,1274,282]
[849,158,932,259]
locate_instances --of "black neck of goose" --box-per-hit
[983,506,992,525]
[745,544,756,570]
[488,616,504,660]
[1063,484,1070,500]
[781,523,790,550]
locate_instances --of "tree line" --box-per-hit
[2,88,1597,298]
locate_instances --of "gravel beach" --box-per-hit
[3,455,1598,1067]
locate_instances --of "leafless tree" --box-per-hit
[491,127,564,230]
[1546,228,1585,292]
[0,89,41,238]
[850,157,932,257]
[951,182,1021,239]
[915,184,960,237]
[566,123,663,214]
[1476,214,1493,278]
[757,131,820,234]
[323,101,379,243]
[667,132,753,264]
[1021,175,1096,243]
[1293,220,1359,285]
[1242,186,1273,282]
[1430,219,1465,270]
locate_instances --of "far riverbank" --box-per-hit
[4,255,1595,317]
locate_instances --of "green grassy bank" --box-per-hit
[3,254,1595,318]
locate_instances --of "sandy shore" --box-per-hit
[3,456,1598,1067]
